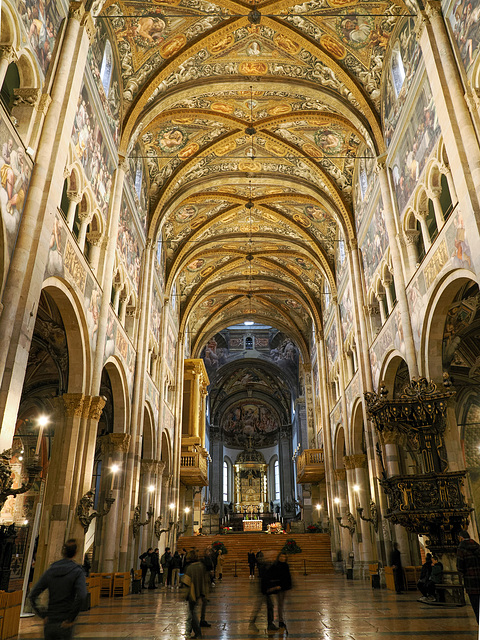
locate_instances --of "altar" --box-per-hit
[243,519,263,531]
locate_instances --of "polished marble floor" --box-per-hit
[19,574,479,639]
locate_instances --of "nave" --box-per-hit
[18,574,478,640]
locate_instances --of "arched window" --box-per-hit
[171,283,177,311]
[100,40,113,96]
[245,336,254,350]
[274,460,280,500]
[391,43,406,97]
[223,461,228,502]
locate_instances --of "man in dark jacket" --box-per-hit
[139,547,153,588]
[30,538,87,640]
[457,529,480,621]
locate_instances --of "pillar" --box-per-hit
[0,45,17,88]
[344,454,374,577]
[403,230,421,275]
[0,4,95,449]
[66,192,81,229]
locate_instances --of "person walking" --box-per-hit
[249,549,276,631]
[216,550,224,581]
[390,542,405,594]
[161,547,173,588]
[182,551,208,639]
[30,539,87,640]
[457,529,480,622]
[248,549,256,578]
[267,552,292,629]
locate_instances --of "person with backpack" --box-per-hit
[457,530,480,621]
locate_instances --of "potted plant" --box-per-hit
[281,538,302,554]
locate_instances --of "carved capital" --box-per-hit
[404,229,420,246]
[424,0,443,20]
[0,45,17,64]
[141,458,157,474]
[334,468,346,481]
[157,460,166,476]
[38,94,52,115]
[81,12,96,43]
[69,2,85,22]
[86,230,103,246]
[414,14,428,40]
[67,191,82,204]
[118,157,129,174]
[99,432,131,455]
[343,454,367,470]
[60,393,85,418]
[87,395,106,421]
[13,88,41,108]
[379,429,406,446]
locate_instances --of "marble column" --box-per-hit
[0,45,17,88]
[66,191,82,229]
[97,433,131,572]
[33,393,85,578]
[376,159,419,377]
[403,230,421,276]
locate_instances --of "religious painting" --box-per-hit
[19,0,63,76]
[354,146,376,231]
[449,0,480,74]
[175,204,198,223]
[390,78,441,217]
[0,118,33,259]
[382,18,422,147]
[165,323,177,374]
[446,212,473,270]
[304,204,327,222]
[336,9,374,49]
[335,232,348,282]
[71,85,114,219]
[201,335,228,374]
[221,400,280,448]
[325,322,338,365]
[360,197,389,289]
[128,143,148,231]
[157,126,188,153]
[187,258,205,272]
[45,215,66,277]
[118,198,141,290]
[407,276,426,351]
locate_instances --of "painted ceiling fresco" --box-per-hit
[100,0,411,352]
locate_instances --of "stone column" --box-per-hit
[90,159,128,395]
[119,241,155,570]
[427,188,445,230]
[376,292,387,324]
[86,230,102,274]
[344,454,374,576]
[376,159,419,377]
[33,393,85,578]
[403,230,421,276]
[0,45,17,88]
[66,192,82,229]
[333,468,349,566]
[416,210,432,251]
[97,433,131,572]
[0,5,94,449]
[278,427,294,517]
[77,210,91,252]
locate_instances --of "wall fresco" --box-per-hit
[339,283,354,340]
[72,85,114,219]
[0,117,33,259]
[118,198,141,290]
[449,0,480,75]
[221,399,280,448]
[19,0,63,76]
[325,322,338,366]
[360,197,389,289]
[391,77,441,217]
[382,18,422,147]
[151,286,162,343]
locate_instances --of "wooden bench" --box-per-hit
[113,572,130,597]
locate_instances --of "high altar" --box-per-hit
[234,445,268,514]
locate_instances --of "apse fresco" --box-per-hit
[72,85,115,219]
[88,21,121,144]
[360,197,389,289]
[0,117,33,258]
[391,78,441,217]
[117,199,141,290]
[382,18,422,147]
[449,0,480,74]
[201,331,299,378]
[18,0,63,76]
[221,400,280,448]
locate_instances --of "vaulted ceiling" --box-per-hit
[103,0,411,354]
